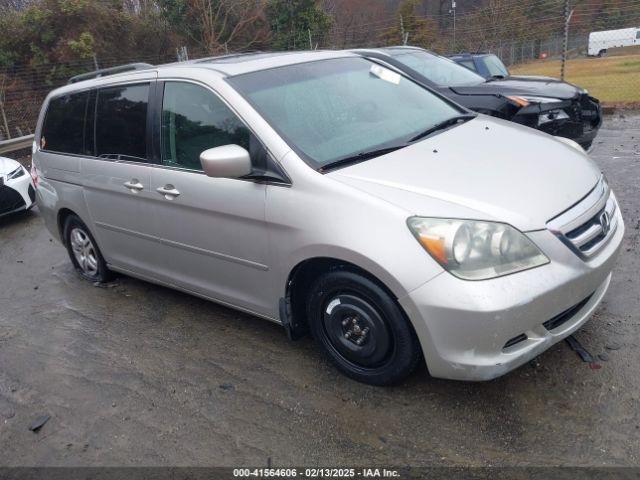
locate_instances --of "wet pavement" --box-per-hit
[0,114,639,467]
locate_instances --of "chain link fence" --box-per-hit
[1,1,639,144]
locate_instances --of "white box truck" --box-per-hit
[588,27,640,56]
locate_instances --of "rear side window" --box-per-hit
[95,84,149,161]
[41,91,90,155]
[161,82,250,171]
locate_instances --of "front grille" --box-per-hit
[0,184,26,215]
[547,177,618,259]
[567,99,582,123]
[543,293,593,331]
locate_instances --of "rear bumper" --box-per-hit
[398,208,624,381]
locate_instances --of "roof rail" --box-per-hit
[68,63,154,84]
[194,51,265,63]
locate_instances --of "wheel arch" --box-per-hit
[57,207,79,246]
[282,256,407,340]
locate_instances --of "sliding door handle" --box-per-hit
[123,179,144,192]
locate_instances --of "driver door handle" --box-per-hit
[123,179,144,192]
[156,184,181,199]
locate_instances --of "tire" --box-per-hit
[306,269,422,386]
[63,214,113,283]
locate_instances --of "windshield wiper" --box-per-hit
[408,114,477,143]
[320,145,406,173]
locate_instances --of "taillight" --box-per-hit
[30,163,38,189]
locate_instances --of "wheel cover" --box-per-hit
[70,227,98,277]
[322,294,392,368]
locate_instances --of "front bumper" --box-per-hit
[0,169,36,217]
[512,95,602,149]
[399,206,624,381]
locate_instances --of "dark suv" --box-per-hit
[354,46,602,150]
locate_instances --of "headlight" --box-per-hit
[407,217,549,280]
[507,95,563,107]
[6,166,26,180]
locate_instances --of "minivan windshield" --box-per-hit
[390,50,486,87]
[228,57,464,169]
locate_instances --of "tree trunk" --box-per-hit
[0,100,11,140]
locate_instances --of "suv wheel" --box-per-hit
[307,269,422,386]
[63,215,112,283]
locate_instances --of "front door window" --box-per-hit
[161,82,251,171]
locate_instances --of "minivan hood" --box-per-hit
[450,76,582,100]
[328,117,600,231]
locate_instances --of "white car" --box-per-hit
[0,156,36,217]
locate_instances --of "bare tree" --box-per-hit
[0,0,36,13]
[320,0,387,48]
[0,74,11,140]
[187,0,269,53]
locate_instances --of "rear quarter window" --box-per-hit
[41,91,91,155]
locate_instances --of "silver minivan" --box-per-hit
[33,51,624,385]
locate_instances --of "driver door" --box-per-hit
[148,81,271,314]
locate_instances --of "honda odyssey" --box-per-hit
[32,51,624,385]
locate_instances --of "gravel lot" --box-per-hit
[0,114,639,467]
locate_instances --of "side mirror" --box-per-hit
[200,145,252,179]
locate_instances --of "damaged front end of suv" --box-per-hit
[500,92,602,150]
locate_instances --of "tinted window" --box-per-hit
[161,82,250,171]
[229,58,461,168]
[95,84,149,161]
[42,91,90,155]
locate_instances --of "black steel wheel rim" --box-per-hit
[322,294,392,368]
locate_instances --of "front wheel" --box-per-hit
[307,270,422,386]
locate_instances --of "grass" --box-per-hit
[510,53,640,105]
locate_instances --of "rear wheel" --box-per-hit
[307,269,422,386]
[63,215,113,283]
